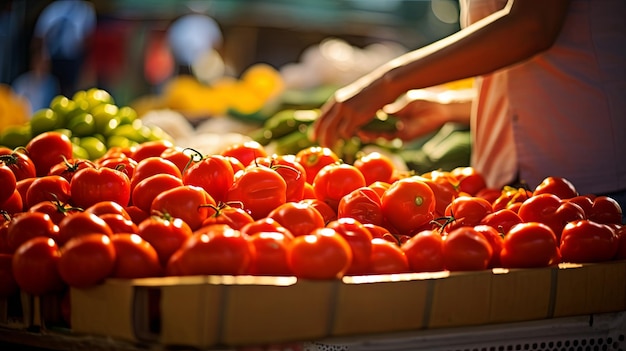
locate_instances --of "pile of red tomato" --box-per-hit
[1,131,625,302]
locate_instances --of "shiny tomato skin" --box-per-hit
[1,189,23,215]
[295,146,340,185]
[362,223,392,239]
[444,196,494,232]
[170,224,253,276]
[588,196,623,225]
[559,220,619,263]
[337,187,384,226]
[0,147,36,181]
[201,205,254,230]
[70,167,131,209]
[442,226,492,271]
[84,200,131,220]
[130,157,182,191]
[221,140,268,168]
[138,216,193,267]
[131,173,183,213]
[267,201,325,237]
[451,167,487,196]
[326,217,373,276]
[25,131,74,177]
[254,154,307,202]
[48,158,97,182]
[12,237,65,295]
[25,175,71,209]
[151,185,216,231]
[226,165,287,220]
[479,208,523,236]
[401,230,445,273]
[288,227,352,279]
[0,253,19,297]
[313,163,366,211]
[160,146,193,174]
[415,176,457,218]
[368,237,410,275]
[239,217,294,240]
[110,234,163,279]
[57,212,113,246]
[125,205,150,225]
[473,224,504,268]
[299,198,337,225]
[353,151,396,186]
[475,187,503,205]
[533,176,578,199]
[28,200,75,225]
[58,234,116,288]
[500,222,560,268]
[7,212,59,253]
[492,187,533,212]
[0,162,17,204]
[380,177,435,235]
[100,213,139,234]
[130,140,174,162]
[247,231,293,276]
[518,193,585,242]
[183,154,234,204]
[368,181,392,199]
[98,156,138,180]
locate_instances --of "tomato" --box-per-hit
[442,226,492,271]
[337,186,383,226]
[500,222,560,268]
[254,154,307,202]
[239,217,294,239]
[0,147,37,181]
[326,217,373,276]
[182,154,234,203]
[475,187,503,205]
[298,198,337,225]
[57,212,113,245]
[12,237,65,295]
[368,181,391,199]
[362,223,392,239]
[615,225,626,260]
[559,220,618,263]
[48,158,97,182]
[225,165,287,220]
[247,231,293,276]
[443,196,493,232]
[0,219,11,254]
[0,189,23,215]
[160,146,194,174]
[302,182,316,199]
[130,139,174,162]
[131,173,183,213]
[473,224,504,268]
[588,196,623,225]
[295,146,340,185]
[25,175,71,209]
[100,213,139,234]
[313,163,366,211]
[533,176,578,199]
[169,224,253,276]
[451,167,487,196]
[267,201,325,237]
[70,166,131,209]
[353,151,396,186]
[288,227,352,279]
[368,237,410,275]
[401,229,445,273]
[137,215,193,266]
[28,200,77,224]
[7,212,59,252]
[492,186,533,212]
[225,155,245,174]
[380,177,435,235]
[84,200,131,220]
[129,156,182,191]
[518,193,585,242]
[220,140,268,168]
[0,253,18,297]
[98,155,138,180]
[414,176,458,218]
[151,185,216,230]
[25,131,74,176]
[110,234,162,278]
[479,208,523,236]
[58,234,116,288]
[201,203,254,230]
[125,205,150,225]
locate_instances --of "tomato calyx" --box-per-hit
[180,147,204,173]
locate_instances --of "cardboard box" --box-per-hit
[68,260,626,348]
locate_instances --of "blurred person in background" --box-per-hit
[312,0,626,221]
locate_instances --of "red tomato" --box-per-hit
[98,155,138,180]
[225,156,245,174]
[247,231,293,276]
[479,208,523,236]
[130,139,174,162]
[368,237,410,274]
[150,185,216,230]
[326,217,373,276]
[302,182,316,199]
[239,217,294,240]
[0,147,36,181]
[131,173,183,212]
[0,253,18,297]
[362,223,392,239]
[25,131,74,176]
[500,222,560,268]
[337,187,384,226]
[442,226,492,271]
[353,151,396,186]
[443,196,494,232]
[588,196,623,225]
[492,187,533,212]
[160,146,193,174]
[380,177,435,235]
[130,156,181,191]
[475,187,503,205]
[267,201,325,237]
[295,146,339,185]
[137,215,193,266]
[298,198,337,225]
[182,154,234,203]
[84,200,131,220]
[70,167,131,209]
[28,200,77,224]
[220,140,268,168]
[168,224,253,276]
[100,213,139,234]
[559,220,619,263]
[254,154,307,202]
[57,212,113,245]
[615,225,626,260]
[287,227,352,279]
[201,204,254,230]
[58,234,116,288]
[1,189,23,215]
[12,237,65,295]
[6,212,59,252]
[401,229,445,273]
[533,176,578,199]
[15,177,36,208]
[313,163,366,211]
[110,234,162,278]
[25,175,71,209]
[451,167,487,196]
[0,162,17,204]
[225,165,287,220]
[368,181,391,199]
[125,205,150,225]
[48,158,96,182]
[0,220,11,254]
[473,224,504,268]
[518,193,586,242]
[413,176,458,218]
